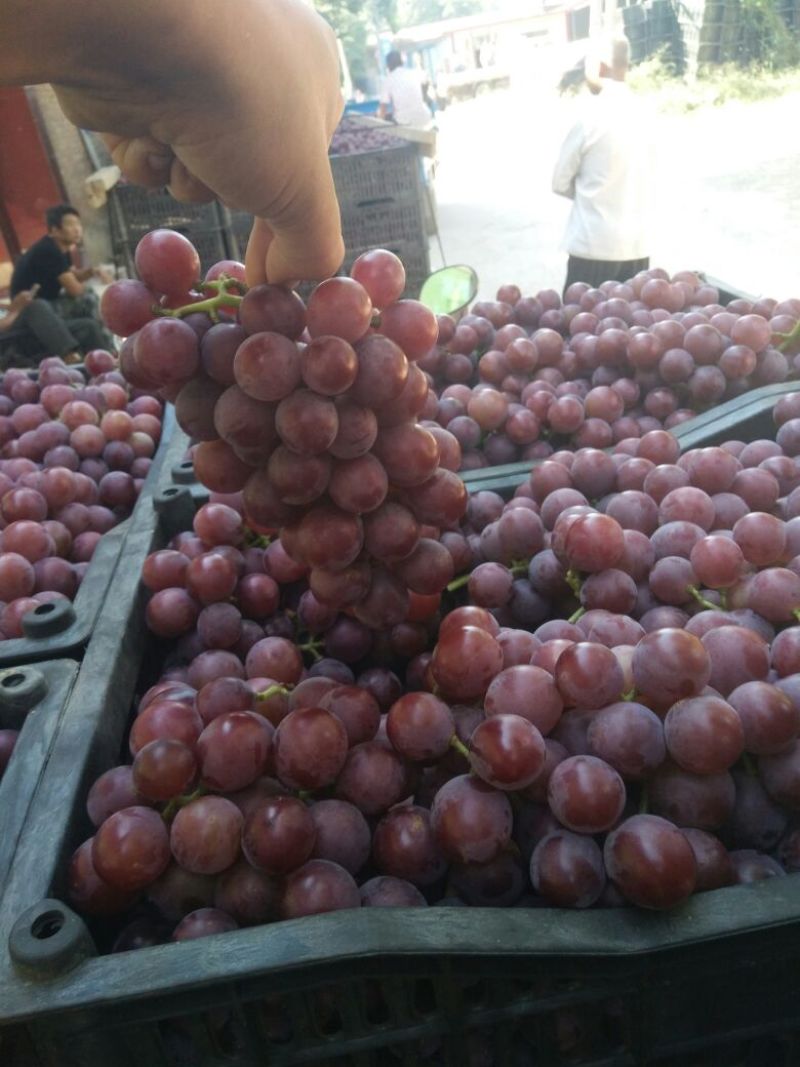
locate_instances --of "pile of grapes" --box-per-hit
[67,231,800,951]
[0,354,163,785]
[103,230,467,630]
[328,116,405,156]
[0,354,164,646]
[421,275,800,471]
[63,379,800,943]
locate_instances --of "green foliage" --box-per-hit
[628,54,800,112]
[317,0,486,87]
[731,0,800,69]
[399,0,485,23]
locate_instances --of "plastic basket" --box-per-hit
[342,238,430,301]
[0,659,79,898]
[669,379,800,451]
[227,210,253,264]
[340,199,426,265]
[0,406,178,667]
[109,187,222,240]
[332,144,423,215]
[460,380,800,495]
[113,227,229,277]
[226,214,430,301]
[3,425,800,1066]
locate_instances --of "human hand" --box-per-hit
[0,290,34,332]
[9,290,35,313]
[93,266,116,285]
[51,0,344,288]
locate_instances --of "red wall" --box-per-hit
[0,87,63,259]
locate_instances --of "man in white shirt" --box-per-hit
[552,37,655,294]
[379,51,434,129]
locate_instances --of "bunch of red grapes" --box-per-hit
[422,273,800,471]
[103,230,467,629]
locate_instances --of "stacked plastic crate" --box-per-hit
[107,187,230,277]
[229,119,431,299]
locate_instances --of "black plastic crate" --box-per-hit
[109,186,222,240]
[461,380,800,495]
[227,214,430,301]
[341,199,426,268]
[0,406,178,667]
[669,379,800,451]
[108,187,230,276]
[342,238,429,301]
[3,422,800,1065]
[332,144,424,216]
[227,209,253,264]
[0,519,129,669]
[113,227,229,278]
[0,660,79,899]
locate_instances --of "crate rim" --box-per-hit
[3,870,800,1023]
[460,379,800,490]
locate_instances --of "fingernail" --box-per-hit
[147,153,172,171]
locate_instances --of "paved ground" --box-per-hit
[428,84,800,304]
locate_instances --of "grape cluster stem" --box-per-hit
[161,786,207,823]
[155,276,245,323]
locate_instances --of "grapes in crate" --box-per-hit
[61,382,800,951]
[105,230,466,627]
[56,233,800,956]
[0,354,165,644]
[422,273,800,472]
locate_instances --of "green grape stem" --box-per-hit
[565,568,583,597]
[255,683,292,702]
[155,275,245,321]
[298,638,324,662]
[687,585,718,611]
[741,752,759,778]
[449,734,470,761]
[568,606,586,624]
[776,321,800,353]
[244,528,272,549]
[161,786,207,823]
[446,573,471,593]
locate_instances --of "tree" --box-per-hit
[400,0,484,23]
[316,0,488,88]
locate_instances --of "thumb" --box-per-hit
[260,159,344,286]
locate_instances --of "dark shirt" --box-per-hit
[11,236,72,300]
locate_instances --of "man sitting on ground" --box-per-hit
[10,204,115,351]
[0,288,85,368]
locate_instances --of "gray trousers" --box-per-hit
[0,299,79,367]
[51,290,116,352]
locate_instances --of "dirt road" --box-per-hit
[429,85,800,304]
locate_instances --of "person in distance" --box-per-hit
[11,205,116,353]
[378,50,435,129]
[1,0,345,289]
[0,289,85,369]
[551,36,656,295]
